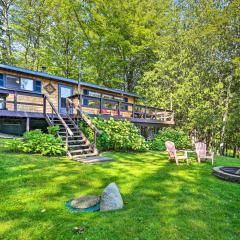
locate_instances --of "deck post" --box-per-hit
[118,101,121,116]
[14,92,17,111]
[26,117,30,131]
[100,97,103,114]
[132,103,135,118]
[43,95,46,115]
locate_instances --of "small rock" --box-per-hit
[100,182,124,212]
[71,195,100,209]
[73,226,87,234]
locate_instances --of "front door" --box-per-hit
[59,85,73,114]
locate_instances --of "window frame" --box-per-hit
[0,74,5,87]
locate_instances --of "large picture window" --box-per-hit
[21,78,34,91]
[5,75,41,93]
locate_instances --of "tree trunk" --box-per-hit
[233,146,236,158]
[0,0,13,63]
[220,82,231,155]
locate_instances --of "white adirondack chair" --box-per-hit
[165,141,188,165]
[195,142,214,165]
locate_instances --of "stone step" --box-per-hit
[73,152,98,159]
[75,156,113,164]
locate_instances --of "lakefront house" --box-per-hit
[0,64,174,162]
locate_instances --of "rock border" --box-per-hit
[212,166,240,183]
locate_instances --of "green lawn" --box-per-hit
[0,139,240,240]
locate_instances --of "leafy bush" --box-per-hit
[9,129,66,156]
[47,125,60,136]
[79,117,148,152]
[149,128,192,151]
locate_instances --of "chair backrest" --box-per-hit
[195,142,206,156]
[165,141,176,159]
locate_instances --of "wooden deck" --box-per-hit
[0,89,174,126]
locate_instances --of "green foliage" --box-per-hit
[149,128,192,151]
[79,117,148,152]
[9,129,65,156]
[47,125,60,136]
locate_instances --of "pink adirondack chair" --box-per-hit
[165,141,188,165]
[195,142,214,165]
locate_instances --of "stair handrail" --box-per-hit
[43,94,73,137]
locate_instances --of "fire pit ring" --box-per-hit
[212,166,240,183]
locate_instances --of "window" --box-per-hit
[124,97,128,111]
[88,91,101,98]
[0,95,6,110]
[5,76,41,93]
[34,80,42,93]
[21,78,34,91]
[83,89,89,106]
[0,74,4,87]
[6,76,20,89]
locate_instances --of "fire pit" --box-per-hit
[213,166,240,183]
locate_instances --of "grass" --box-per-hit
[0,139,240,240]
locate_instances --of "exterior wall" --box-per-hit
[0,69,136,117]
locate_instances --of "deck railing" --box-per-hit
[0,89,174,124]
[0,88,45,113]
[68,94,174,124]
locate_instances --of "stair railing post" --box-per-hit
[93,129,97,151]
[66,129,68,150]
[51,108,54,122]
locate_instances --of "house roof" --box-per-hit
[0,64,141,98]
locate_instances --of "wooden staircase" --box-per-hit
[53,116,98,160]
[43,94,112,163]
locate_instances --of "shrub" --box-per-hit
[47,125,60,136]
[79,117,148,152]
[9,129,66,156]
[149,128,192,151]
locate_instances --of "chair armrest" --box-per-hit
[177,150,186,153]
[207,151,214,157]
[176,150,188,157]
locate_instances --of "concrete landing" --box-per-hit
[76,156,113,164]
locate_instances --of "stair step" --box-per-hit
[70,148,92,154]
[68,144,90,148]
[61,135,83,138]
[58,130,79,134]
[68,139,86,143]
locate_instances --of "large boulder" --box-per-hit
[71,195,100,209]
[100,182,124,211]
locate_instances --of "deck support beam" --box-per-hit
[26,117,30,132]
